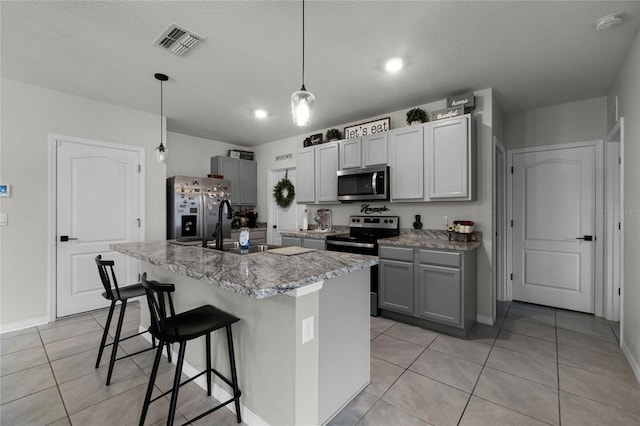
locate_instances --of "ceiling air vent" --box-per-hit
[154,24,203,56]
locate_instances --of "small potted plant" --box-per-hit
[406,107,428,125]
[326,128,341,141]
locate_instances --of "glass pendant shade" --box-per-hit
[291,85,315,126]
[155,143,167,164]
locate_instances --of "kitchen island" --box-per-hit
[111,240,377,426]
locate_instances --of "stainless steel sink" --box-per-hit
[226,244,280,255]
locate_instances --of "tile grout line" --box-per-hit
[37,323,72,426]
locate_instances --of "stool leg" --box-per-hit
[205,333,212,396]
[167,341,186,426]
[95,301,116,368]
[139,341,164,426]
[106,299,127,386]
[226,325,242,423]
[166,342,172,363]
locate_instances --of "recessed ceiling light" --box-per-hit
[385,58,403,73]
[254,109,268,119]
[595,12,624,31]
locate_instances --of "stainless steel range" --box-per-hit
[326,215,400,316]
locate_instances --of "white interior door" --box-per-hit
[511,144,597,313]
[269,169,298,245]
[56,137,143,317]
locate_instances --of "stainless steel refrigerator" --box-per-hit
[166,176,232,241]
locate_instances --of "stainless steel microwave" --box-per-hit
[337,165,389,202]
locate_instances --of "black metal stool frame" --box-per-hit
[95,255,171,386]
[139,273,242,426]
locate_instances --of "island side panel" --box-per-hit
[144,263,308,426]
[319,268,370,424]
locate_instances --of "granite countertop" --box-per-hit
[378,229,482,251]
[111,240,377,299]
[279,226,350,239]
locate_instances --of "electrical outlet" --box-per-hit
[302,316,314,344]
[0,213,7,226]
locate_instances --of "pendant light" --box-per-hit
[291,0,315,126]
[155,73,169,164]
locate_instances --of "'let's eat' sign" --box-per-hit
[344,117,390,139]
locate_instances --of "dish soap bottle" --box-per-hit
[302,208,308,231]
[239,227,250,249]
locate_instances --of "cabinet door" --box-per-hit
[315,142,339,203]
[302,238,325,250]
[425,116,470,200]
[388,126,424,201]
[211,156,240,204]
[417,264,461,326]
[281,236,302,247]
[239,160,257,205]
[296,148,316,203]
[339,138,362,169]
[363,133,388,166]
[379,259,414,314]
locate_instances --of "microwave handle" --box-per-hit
[372,172,378,194]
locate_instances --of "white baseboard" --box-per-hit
[0,316,49,334]
[476,314,494,326]
[621,339,640,384]
[139,327,269,426]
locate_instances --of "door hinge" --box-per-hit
[137,164,142,173]
[618,222,621,230]
[510,220,513,227]
[619,157,621,165]
[136,218,141,227]
[138,273,141,282]
[618,288,621,296]
[510,273,513,281]
[511,166,514,174]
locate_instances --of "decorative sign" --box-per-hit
[447,92,475,110]
[360,204,390,214]
[275,153,293,161]
[344,117,391,139]
[228,149,254,160]
[431,106,464,121]
[303,133,324,147]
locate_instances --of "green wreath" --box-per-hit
[273,177,295,208]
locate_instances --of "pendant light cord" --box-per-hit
[302,0,305,88]
[160,79,164,147]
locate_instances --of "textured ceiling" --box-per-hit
[2,1,639,146]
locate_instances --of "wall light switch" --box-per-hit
[302,316,314,344]
[0,213,7,226]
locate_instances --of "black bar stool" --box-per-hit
[95,255,171,386]
[139,273,242,426]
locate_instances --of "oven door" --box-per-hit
[326,239,380,316]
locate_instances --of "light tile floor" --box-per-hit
[1,301,638,425]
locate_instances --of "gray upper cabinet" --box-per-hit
[388,126,424,201]
[339,133,388,169]
[424,115,475,201]
[296,148,316,203]
[297,142,339,203]
[211,156,257,206]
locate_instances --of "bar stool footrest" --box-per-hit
[149,368,241,404]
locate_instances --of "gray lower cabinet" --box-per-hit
[378,245,477,336]
[281,236,325,250]
[379,259,413,314]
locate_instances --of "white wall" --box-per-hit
[0,78,166,327]
[504,97,607,149]
[608,28,640,380]
[254,88,498,322]
[166,131,247,178]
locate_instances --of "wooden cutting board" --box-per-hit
[265,246,316,256]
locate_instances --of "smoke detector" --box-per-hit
[595,13,624,31]
[154,24,203,56]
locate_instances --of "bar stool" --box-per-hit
[139,273,242,426]
[95,255,171,386]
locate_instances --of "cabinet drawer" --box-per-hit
[419,250,460,267]
[303,238,325,251]
[379,246,414,262]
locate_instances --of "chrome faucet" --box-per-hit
[213,199,233,251]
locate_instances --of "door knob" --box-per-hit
[576,235,594,241]
[60,235,78,242]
